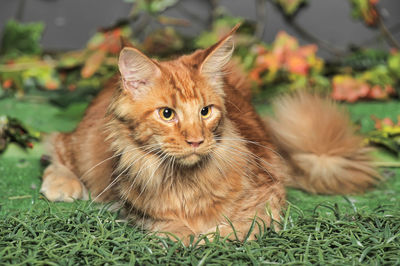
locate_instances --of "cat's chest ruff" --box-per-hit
[120,157,247,220]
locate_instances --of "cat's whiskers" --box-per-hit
[217,142,273,168]
[80,143,157,181]
[121,148,165,203]
[216,139,279,171]
[217,144,273,177]
[214,141,275,181]
[210,138,259,179]
[91,145,161,205]
[93,135,277,216]
[117,149,165,216]
[108,145,161,195]
[214,137,281,178]
[121,148,175,212]
[215,137,283,160]
[167,156,176,181]
[224,98,243,113]
[208,151,229,177]
[161,141,215,162]
[163,154,175,182]
[140,155,174,230]
[211,148,255,181]
[128,151,170,212]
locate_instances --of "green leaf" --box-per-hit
[0,20,44,58]
[350,0,379,26]
[388,52,400,78]
[132,0,179,14]
[275,0,307,16]
[149,0,178,13]
[366,130,400,156]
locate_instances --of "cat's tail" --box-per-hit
[267,91,381,194]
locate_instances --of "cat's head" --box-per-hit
[114,25,239,166]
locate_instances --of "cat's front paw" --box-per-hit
[40,164,88,202]
[204,223,258,242]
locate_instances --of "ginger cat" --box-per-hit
[40,25,380,242]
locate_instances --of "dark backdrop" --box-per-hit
[1,0,399,58]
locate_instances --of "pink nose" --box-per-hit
[186,139,204,148]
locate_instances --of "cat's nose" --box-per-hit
[186,138,204,148]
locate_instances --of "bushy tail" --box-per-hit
[267,92,381,194]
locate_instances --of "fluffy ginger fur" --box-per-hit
[267,92,381,194]
[40,26,380,243]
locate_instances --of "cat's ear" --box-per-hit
[199,24,240,91]
[118,47,161,98]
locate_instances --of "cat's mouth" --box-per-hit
[174,151,207,166]
[162,144,213,167]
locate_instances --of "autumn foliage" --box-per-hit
[250,31,323,84]
[332,75,395,102]
[350,0,380,26]
[0,0,399,103]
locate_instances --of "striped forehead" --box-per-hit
[166,63,201,101]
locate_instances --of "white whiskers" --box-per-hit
[89,144,160,205]
[212,137,280,182]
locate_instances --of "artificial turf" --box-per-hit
[1,201,399,265]
[0,97,399,264]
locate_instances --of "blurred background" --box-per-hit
[1,0,399,56]
[0,0,400,155]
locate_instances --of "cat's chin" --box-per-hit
[176,153,203,167]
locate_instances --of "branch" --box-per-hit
[175,3,205,25]
[288,19,347,57]
[361,22,400,46]
[208,0,220,26]
[255,0,267,39]
[377,16,400,49]
[131,13,152,37]
[264,0,347,56]
[15,0,26,21]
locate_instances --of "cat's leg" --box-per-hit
[209,211,278,241]
[40,132,88,202]
[206,183,285,241]
[40,163,88,202]
[143,219,196,245]
[205,213,274,242]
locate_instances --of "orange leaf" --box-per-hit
[81,50,107,78]
[3,79,13,89]
[368,85,386,99]
[286,54,309,75]
[385,85,396,95]
[371,116,395,129]
[273,31,298,52]
[331,75,369,102]
[382,117,394,127]
[68,84,77,91]
[45,80,59,90]
[249,66,264,84]
[261,54,280,71]
[371,115,382,129]
[297,44,318,58]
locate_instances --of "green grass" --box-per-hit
[1,201,399,264]
[1,97,400,264]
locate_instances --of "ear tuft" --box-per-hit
[199,24,240,93]
[200,36,234,75]
[118,47,160,98]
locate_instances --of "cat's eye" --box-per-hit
[200,106,212,119]
[158,107,175,121]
